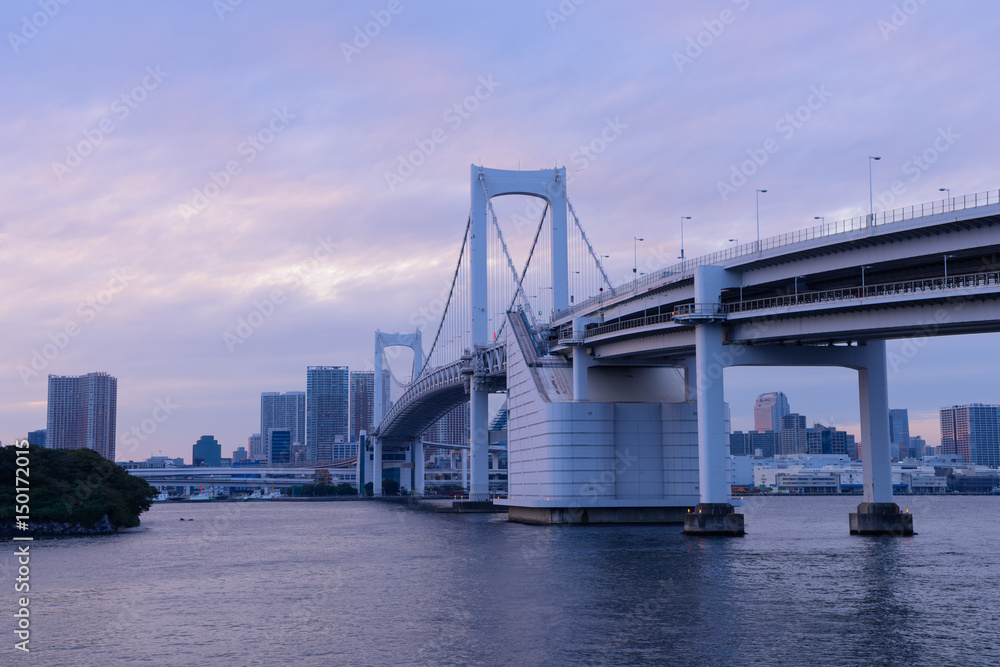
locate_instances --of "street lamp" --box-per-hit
[869,156,881,225]
[939,187,951,212]
[793,275,806,302]
[633,237,644,275]
[756,189,767,258]
[861,265,873,290]
[679,216,691,260]
[943,254,955,281]
[814,216,825,225]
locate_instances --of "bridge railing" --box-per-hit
[555,188,1000,321]
[724,269,1000,314]
[571,269,1000,341]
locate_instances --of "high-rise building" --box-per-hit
[269,429,292,465]
[233,446,248,462]
[910,435,929,457]
[754,392,790,433]
[424,403,470,446]
[350,370,391,441]
[46,372,117,461]
[192,435,222,466]
[248,433,264,461]
[889,409,910,459]
[778,413,807,455]
[27,429,46,447]
[307,366,350,462]
[940,404,1000,466]
[261,391,306,464]
[806,424,849,455]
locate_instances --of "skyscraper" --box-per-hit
[260,391,306,464]
[248,433,263,461]
[940,404,1000,466]
[46,372,117,460]
[754,392,790,433]
[350,370,391,441]
[889,409,910,459]
[778,413,807,455]
[307,366,350,462]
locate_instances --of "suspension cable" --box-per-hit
[559,178,616,296]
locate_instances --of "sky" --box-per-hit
[3,0,999,461]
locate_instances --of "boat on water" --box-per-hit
[152,491,171,502]
[188,492,215,501]
[263,490,283,499]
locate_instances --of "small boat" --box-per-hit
[188,492,214,501]
[152,491,171,502]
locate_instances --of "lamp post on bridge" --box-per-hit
[679,216,691,260]
[793,275,806,303]
[868,156,881,226]
[943,254,955,281]
[939,187,952,212]
[861,265,873,292]
[814,215,825,225]
[755,189,767,258]
[633,238,644,294]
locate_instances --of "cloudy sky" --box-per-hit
[3,0,998,461]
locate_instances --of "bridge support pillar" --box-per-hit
[470,387,489,501]
[852,340,914,535]
[413,438,424,496]
[372,437,382,497]
[684,265,743,536]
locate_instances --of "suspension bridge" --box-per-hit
[368,165,1000,535]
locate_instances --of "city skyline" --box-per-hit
[4,3,1000,460]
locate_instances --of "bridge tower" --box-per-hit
[371,331,423,495]
[469,166,569,501]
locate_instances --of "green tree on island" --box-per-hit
[1,445,158,534]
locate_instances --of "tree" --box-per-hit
[381,478,400,496]
[364,482,374,497]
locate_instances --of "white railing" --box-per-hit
[555,188,1000,321]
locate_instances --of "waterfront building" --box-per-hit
[46,372,117,461]
[192,435,222,466]
[27,429,46,447]
[233,446,248,462]
[910,435,929,457]
[940,403,1000,466]
[261,391,306,464]
[730,430,778,458]
[778,414,807,455]
[307,366,350,462]
[889,408,910,459]
[754,392,790,433]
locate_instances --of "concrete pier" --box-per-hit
[508,505,691,525]
[683,502,745,536]
[849,502,915,536]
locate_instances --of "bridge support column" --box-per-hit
[413,437,425,496]
[852,340,914,535]
[469,387,490,501]
[684,265,743,536]
[372,437,382,497]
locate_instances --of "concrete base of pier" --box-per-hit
[438,500,506,514]
[507,505,691,525]
[683,503,745,536]
[849,502,914,536]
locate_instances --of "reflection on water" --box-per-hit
[2,496,999,666]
